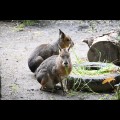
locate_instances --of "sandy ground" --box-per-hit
[0,20,120,100]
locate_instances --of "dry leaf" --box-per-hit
[102,77,115,84]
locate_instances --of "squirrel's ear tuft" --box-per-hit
[59,29,65,39]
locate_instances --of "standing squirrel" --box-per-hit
[35,46,72,95]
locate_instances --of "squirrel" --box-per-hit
[28,29,74,73]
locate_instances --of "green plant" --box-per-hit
[67,90,79,97]
[71,48,83,64]
[67,48,120,94]
[99,94,110,100]
[22,20,38,26]
[15,23,25,31]
[71,62,117,76]
[71,47,119,76]
[15,20,38,31]
[114,83,120,100]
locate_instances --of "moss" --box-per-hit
[15,20,39,31]
[22,20,38,26]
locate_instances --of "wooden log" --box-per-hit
[83,30,120,66]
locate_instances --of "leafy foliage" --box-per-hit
[15,20,39,31]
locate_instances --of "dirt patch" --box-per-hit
[0,20,120,100]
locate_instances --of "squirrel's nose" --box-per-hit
[64,62,68,66]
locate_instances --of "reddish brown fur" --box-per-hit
[35,47,72,94]
[56,49,72,77]
[59,35,73,48]
[28,29,74,73]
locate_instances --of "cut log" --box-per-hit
[83,30,120,66]
[88,41,120,65]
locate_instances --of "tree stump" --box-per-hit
[83,30,120,66]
